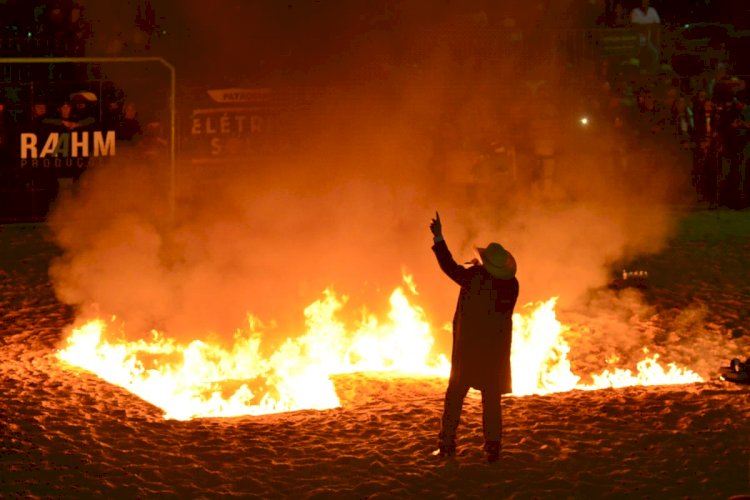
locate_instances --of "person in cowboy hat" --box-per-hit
[429,211,519,463]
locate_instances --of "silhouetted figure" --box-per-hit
[610,1,629,27]
[0,101,16,171]
[430,212,519,463]
[68,3,93,56]
[718,95,749,208]
[43,101,89,132]
[139,121,167,160]
[670,95,695,147]
[101,99,122,133]
[692,91,721,206]
[630,0,661,72]
[70,92,97,131]
[117,102,142,142]
[637,90,668,145]
[29,98,48,133]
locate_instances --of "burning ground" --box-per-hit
[1,208,748,498]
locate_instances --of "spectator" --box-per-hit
[630,0,661,72]
[0,101,16,170]
[69,91,96,130]
[608,1,629,27]
[603,85,632,171]
[669,94,693,147]
[26,90,59,206]
[691,91,721,205]
[528,83,560,197]
[614,2,630,27]
[102,99,122,133]
[692,89,713,141]
[739,91,750,204]
[101,85,125,133]
[68,3,92,56]
[717,93,748,207]
[135,0,158,50]
[42,2,69,51]
[43,100,87,132]
[34,0,92,58]
[708,62,746,103]
[140,120,168,160]
[668,94,696,195]
[636,89,668,144]
[661,76,680,112]
[117,102,142,142]
[29,97,52,136]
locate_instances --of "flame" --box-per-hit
[57,278,449,420]
[511,298,582,395]
[510,298,703,395]
[56,279,703,420]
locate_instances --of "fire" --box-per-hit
[57,278,449,420]
[511,298,582,395]
[510,298,703,395]
[56,278,703,421]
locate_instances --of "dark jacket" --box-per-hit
[432,239,519,393]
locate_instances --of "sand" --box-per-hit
[1,208,749,499]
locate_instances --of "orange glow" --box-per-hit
[57,277,703,420]
[510,298,703,395]
[57,276,449,420]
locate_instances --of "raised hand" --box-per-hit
[430,211,443,238]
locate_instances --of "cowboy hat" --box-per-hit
[474,242,516,279]
[70,91,98,102]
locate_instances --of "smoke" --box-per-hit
[49,1,688,352]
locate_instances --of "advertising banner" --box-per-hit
[183,87,317,166]
[0,82,131,177]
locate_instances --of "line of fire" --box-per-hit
[37,62,706,420]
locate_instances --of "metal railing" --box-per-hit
[0,35,82,58]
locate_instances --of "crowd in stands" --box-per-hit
[22,87,141,139]
[0,0,92,57]
[0,1,166,167]
[0,0,161,58]
[489,0,749,209]
[1,0,748,217]
[594,64,749,208]
[591,1,750,208]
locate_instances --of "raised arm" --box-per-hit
[430,211,473,287]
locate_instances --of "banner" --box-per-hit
[183,87,317,165]
[19,130,116,167]
[0,81,118,221]
[188,106,278,160]
[0,81,148,177]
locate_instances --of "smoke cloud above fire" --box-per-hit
[48,1,690,351]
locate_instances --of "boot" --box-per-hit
[432,441,456,458]
[484,441,501,463]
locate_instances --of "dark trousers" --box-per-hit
[439,377,502,446]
